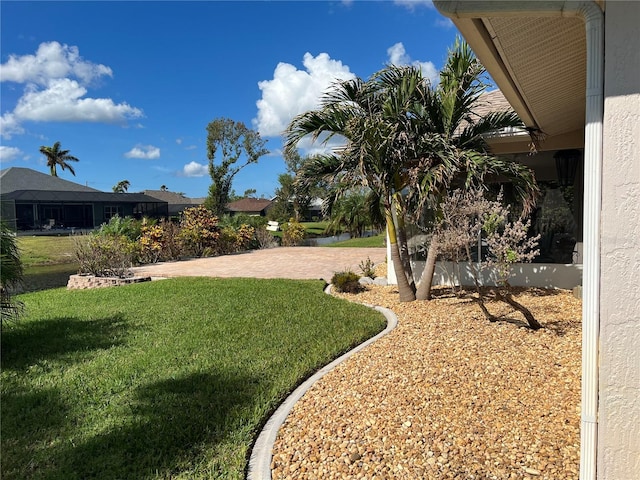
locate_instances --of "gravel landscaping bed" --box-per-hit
[271,285,582,479]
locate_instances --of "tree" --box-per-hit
[243,188,257,198]
[286,66,434,301]
[39,141,79,177]
[405,37,539,300]
[286,38,538,303]
[1,221,24,328]
[204,118,269,216]
[326,190,372,238]
[112,180,130,193]
[269,173,296,222]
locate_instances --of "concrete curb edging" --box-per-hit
[247,285,399,480]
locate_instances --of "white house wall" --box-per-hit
[598,2,640,477]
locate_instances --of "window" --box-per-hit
[104,205,123,220]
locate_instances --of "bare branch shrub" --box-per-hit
[435,189,542,329]
[255,227,279,249]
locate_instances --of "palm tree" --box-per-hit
[326,190,372,238]
[39,141,79,177]
[112,180,130,193]
[286,39,538,302]
[1,221,24,328]
[408,38,539,300]
[286,70,433,302]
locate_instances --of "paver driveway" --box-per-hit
[131,247,386,282]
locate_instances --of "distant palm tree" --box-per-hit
[326,190,372,238]
[112,180,130,193]
[39,141,79,177]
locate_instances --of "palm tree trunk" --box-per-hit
[393,194,416,293]
[415,239,438,300]
[387,208,415,302]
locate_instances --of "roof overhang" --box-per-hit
[434,1,604,153]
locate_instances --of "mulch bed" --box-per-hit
[271,285,582,479]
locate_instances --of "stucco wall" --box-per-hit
[598,2,640,478]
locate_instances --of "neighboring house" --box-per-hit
[225,197,273,216]
[306,197,324,221]
[0,167,168,230]
[431,2,638,479]
[143,190,205,217]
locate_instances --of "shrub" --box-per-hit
[97,215,145,241]
[179,206,220,257]
[255,227,279,249]
[139,219,182,263]
[74,234,135,278]
[219,213,267,230]
[236,224,256,250]
[331,270,363,293]
[359,256,376,278]
[281,220,305,246]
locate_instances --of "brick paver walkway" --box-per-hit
[131,247,386,282]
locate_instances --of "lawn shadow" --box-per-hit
[44,370,262,479]
[1,387,72,479]
[1,314,130,371]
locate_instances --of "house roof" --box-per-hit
[0,167,100,194]
[0,167,166,204]
[143,190,204,205]
[226,197,273,213]
[434,1,595,153]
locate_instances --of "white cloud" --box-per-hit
[0,113,25,140]
[0,145,24,162]
[13,78,143,123]
[175,138,183,145]
[0,42,142,136]
[387,42,439,85]
[0,41,112,86]
[181,161,208,177]
[124,145,160,159]
[394,0,434,10]
[435,17,454,29]
[254,52,356,137]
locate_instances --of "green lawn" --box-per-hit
[1,278,385,480]
[17,235,82,266]
[301,221,329,236]
[328,232,386,248]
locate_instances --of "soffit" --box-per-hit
[444,13,588,151]
[482,16,586,138]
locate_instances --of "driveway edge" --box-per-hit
[247,285,398,480]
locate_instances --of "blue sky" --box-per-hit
[1,1,459,198]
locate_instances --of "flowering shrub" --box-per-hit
[214,224,256,255]
[178,206,220,257]
[139,219,182,263]
[139,223,164,263]
[281,220,305,246]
